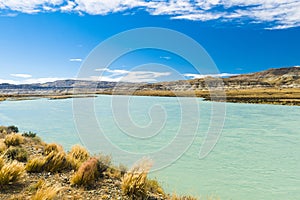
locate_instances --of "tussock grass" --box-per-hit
[69,145,90,161]
[170,194,198,200]
[0,160,25,185]
[68,144,90,170]
[44,151,71,172]
[0,156,4,169]
[31,183,61,200]
[44,143,63,155]
[0,141,6,154]
[145,179,165,196]
[71,157,98,187]
[121,158,153,199]
[4,133,24,147]
[4,146,28,162]
[27,150,71,173]
[26,156,46,173]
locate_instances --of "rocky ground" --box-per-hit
[0,127,169,200]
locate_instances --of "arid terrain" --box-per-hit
[1,66,300,105]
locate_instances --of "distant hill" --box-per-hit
[0,66,299,95]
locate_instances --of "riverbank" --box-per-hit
[0,126,204,200]
[1,88,300,106]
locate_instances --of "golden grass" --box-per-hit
[145,179,165,196]
[121,158,153,199]
[170,194,198,200]
[67,144,90,170]
[26,156,46,173]
[44,143,63,155]
[31,183,62,200]
[0,156,4,169]
[44,151,70,172]
[71,157,98,187]
[0,141,7,154]
[0,160,25,185]
[4,133,24,147]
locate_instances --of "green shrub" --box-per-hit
[26,157,46,173]
[22,131,36,138]
[7,126,19,133]
[4,147,28,162]
[44,143,63,155]
[121,158,153,199]
[0,160,25,185]
[71,157,98,187]
[4,134,24,147]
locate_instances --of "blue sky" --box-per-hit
[0,0,299,84]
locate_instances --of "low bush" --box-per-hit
[26,156,45,173]
[7,126,19,133]
[0,125,19,134]
[4,147,28,162]
[0,160,25,185]
[71,157,98,187]
[22,131,36,138]
[44,143,63,155]
[121,158,153,199]
[96,154,112,175]
[4,134,24,147]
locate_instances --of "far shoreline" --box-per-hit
[1,87,300,106]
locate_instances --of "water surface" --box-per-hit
[0,96,299,200]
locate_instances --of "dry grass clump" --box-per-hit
[26,156,46,173]
[71,157,98,187]
[0,156,4,169]
[4,146,28,162]
[31,183,62,200]
[43,151,71,172]
[0,141,7,154]
[67,144,90,170]
[26,149,71,173]
[44,143,63,155]
[0,160,25,185]
[121,158,153,199]
[145,179,165,196]
[170,194,198,200]
[4,133,24,147]
[96,154,112,174]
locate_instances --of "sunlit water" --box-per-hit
[0,96,299,200]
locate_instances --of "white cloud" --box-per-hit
[184,73,239,79]
[94,68,171,82]
[10,73,32,78]
[0,0,299,29]
[0,77,67,84]
[69,58,82,62]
